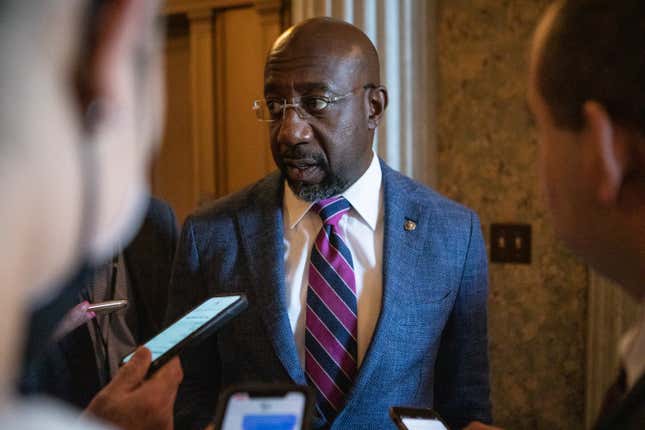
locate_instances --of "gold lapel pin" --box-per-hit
[404,219,417,231]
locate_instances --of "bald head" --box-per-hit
[261,17,388,202]
[266,17,380,87]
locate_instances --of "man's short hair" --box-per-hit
[538,0,645,133]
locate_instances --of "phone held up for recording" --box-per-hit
[120,294,248,376]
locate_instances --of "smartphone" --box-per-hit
[213,384,314,430]
[87,299,128,314]
[389,406,450,430]
[120,294,247,374]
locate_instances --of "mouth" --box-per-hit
[282,157,325,183]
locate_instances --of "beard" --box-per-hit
[276,147,350,202]
[289,172,349,202]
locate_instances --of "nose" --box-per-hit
[276,107,313,146]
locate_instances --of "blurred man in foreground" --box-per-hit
[528,0,645,428]
[0,1,181,429]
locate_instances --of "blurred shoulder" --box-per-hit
[0,398,114,430]
[183,171,283,230]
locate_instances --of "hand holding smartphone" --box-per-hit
[120,294,248,376]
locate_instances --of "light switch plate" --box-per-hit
[490,223,531,264]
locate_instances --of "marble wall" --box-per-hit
[436,1,588,428]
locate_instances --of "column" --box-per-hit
[585,271,640,428]
[188,9,217,205]
[290,0,437,186]
[255,0,284,173]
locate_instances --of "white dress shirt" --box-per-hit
[619,306,645,390]
[283,152,383,368]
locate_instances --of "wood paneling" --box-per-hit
[586,272,640,429]
[214,7,271,194]
[188,9,217,207]
[152,16,194,223]
[164,0,253,15]
[153,1,284,223]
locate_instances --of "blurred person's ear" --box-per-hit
[580,101,633,207]
[74,0,164,262]
[78,0,147,120]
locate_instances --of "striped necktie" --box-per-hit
[305,196,358,421]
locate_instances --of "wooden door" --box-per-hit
[152,0,284,223]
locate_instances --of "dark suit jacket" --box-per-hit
[19,197,178,409]
[167,160,492,430]
[595,373,645,430]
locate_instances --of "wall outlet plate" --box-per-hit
[490,223,531,264]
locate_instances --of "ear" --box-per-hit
[581,101,631,206]
[76,0,144,130]
[367,85,388,130]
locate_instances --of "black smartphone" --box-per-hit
[213,384,315,430]
[120,294,247,374]
[389,406,451,430]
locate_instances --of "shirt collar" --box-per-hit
[284,184,315,230]
[283,151,382,231]
[619,306,645,390]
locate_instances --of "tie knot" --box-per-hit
[312,196,351,226]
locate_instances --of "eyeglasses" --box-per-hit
[253,84,375,122]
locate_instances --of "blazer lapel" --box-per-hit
[236,173,306,385]
[341,161,428,412]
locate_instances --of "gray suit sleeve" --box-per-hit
[433,211,492,428]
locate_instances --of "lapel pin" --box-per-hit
[404,219,417,231]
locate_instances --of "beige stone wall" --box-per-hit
[436,1,588,428]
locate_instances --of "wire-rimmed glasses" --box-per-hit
[252,84,375,122]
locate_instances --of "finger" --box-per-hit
[150,356,183,386]
[53,302,94,341]
[133,357,183,409]
[137,358,183,398]
[69,302,95,324]
[76,302,96,322]
[107,347,152,392]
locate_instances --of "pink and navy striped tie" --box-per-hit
[305,196,358,421]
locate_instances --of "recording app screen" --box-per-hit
[220,392,306,430]
[122,296,240,363]
[401,417,448,430]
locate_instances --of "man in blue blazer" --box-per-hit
[167,17,491,430]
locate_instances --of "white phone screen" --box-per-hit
[220,392,306,430]
[401,417,449,430]
[122,296,241,364]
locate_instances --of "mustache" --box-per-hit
[279,147,328,168]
